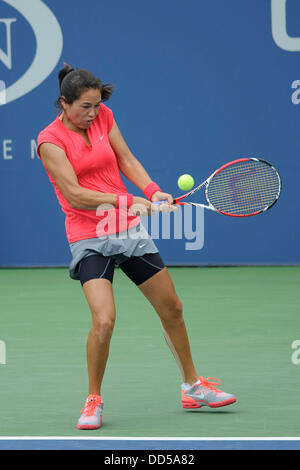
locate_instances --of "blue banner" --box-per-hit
[0,0,298,266]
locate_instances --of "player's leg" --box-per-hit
[77,254,116,429]
[137,266,236,407]
[120,255,236,408]
[82,278,116,396]
[119,254,198,385]
[138,267,198,385]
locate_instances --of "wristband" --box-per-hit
[116,193,133,210]
[143,182,161,201]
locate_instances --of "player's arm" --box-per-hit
[108,119,173,205]
[39,142,151,211]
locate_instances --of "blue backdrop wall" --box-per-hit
[0,0,299,266]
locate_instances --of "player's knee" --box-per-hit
[173,298,183,321]
[91,314,115,342]
[163,297,183,323]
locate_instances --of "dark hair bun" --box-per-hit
[58,63,75,90]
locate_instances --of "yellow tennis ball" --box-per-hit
[177,174,194,191]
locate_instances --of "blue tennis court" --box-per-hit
[1,437,300,450]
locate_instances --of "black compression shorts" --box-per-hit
[78,253,165,286]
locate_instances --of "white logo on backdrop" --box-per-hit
[271,0,300,51]
[0,0,63,104]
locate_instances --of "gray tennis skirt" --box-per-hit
[69,223,159,280]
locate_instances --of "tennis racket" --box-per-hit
[157,158,281,217]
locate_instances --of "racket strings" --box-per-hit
[206,160,280,215]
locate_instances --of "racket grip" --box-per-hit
[153,199,176,205]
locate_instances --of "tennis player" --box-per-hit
[37,64,236,430]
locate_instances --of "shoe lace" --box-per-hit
[199,376,223,393]
[80,396,102,416]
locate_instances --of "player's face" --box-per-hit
[62,88,102,130]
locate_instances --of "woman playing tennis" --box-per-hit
[37,64,236,430]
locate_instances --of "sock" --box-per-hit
[181,379,200,391]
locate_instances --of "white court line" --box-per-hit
[0,436,299,441]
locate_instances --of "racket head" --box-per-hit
[205,158,281,217]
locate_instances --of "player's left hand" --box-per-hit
[151,191,178,212]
